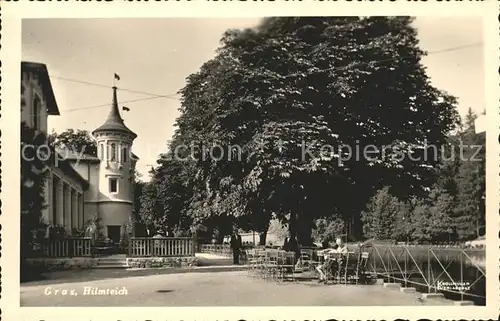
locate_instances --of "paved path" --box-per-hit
[21,271,452,306]
[21,253,238,286]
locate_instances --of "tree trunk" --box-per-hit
[288,213,298,238]
[297,214,313,246]
[216,230,224,244]
[259,232,266,245]
[254,212,271,246]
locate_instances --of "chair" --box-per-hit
[298,248,314,272]
[263,250,279,281]
[324,254,342,284]
[246,248,256,275]
[277,251,296,282]
[355,251,370,284]
[256,249,268,278]
[340,252,361,284]
[249,248,264,276]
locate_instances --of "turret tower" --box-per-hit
[92,86,137,243]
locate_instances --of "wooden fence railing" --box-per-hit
[35,237,93,257]
[31,237,196,258]
[129,237,196,257]
[199,244,233,257]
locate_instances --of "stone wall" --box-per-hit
[127,256,199,268]
[26,257,98,271]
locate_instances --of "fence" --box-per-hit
[128,237,196,257]
[367,244,486,305]
[199,244,233,257]
[34,237,93,257]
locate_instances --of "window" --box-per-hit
[110,143,117,161]
[33,94,41,130]
[121,146,128,163]
[109,178,118,193]
[100,144,104,160]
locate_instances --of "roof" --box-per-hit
[61,150,101,163]
[92,86,137,138]
[21,61,60,116]
[54,153,90,190]
[58,148,139,162]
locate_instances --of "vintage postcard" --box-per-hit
[1,1,498,320]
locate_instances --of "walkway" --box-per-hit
[21,271,452,306]
[21,253,238,286]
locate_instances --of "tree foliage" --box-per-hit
[361,187,402,240]
[49,129,97,156]
[21,122,50,257]
[150,17,461,243]
[361,109,485,243]
[312,215,346,243]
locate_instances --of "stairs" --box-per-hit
[95,254,128,269]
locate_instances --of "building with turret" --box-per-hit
[66,86,139,243]
[21,61,138,244]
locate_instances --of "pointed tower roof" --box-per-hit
[92,86,137,138]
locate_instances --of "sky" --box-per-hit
[22,17,484,181]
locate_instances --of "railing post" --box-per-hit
[129,237,133,257]
[387,248,391,283]
[404,247,407,287]
[460,250,464,301]
[427,247,431,293]
[68,238,74,258]
[192,237,197,256]
[90,237,95,258]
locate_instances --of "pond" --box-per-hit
[367,246,486,306]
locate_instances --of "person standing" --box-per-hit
[230,228,242,265]
[283,231,301,265]
[334,237,348,254]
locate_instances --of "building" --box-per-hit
[66,85,138,243]
[21,62,89,235]
[21,61,138,243]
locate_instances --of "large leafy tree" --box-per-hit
[138,178,166,235]
[49,129,97,156]
[312,215,346,244]
[361,187,402,240]
[165,17,460,243]
[453,108,485,240]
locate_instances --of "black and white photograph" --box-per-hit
[16,14,489,311]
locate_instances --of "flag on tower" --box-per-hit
[122,106,130,112]
[114,73,120,81]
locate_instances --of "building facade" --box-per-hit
[21,62,88,234]
[67,86,138,243]
[21,61,138,243]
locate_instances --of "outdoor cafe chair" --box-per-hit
[276,251,296,282]
[314,251,341,284]
[257,249,269,278]
[263,249,279,281]
[342,251,371,284]
[341,252,357,284]
[246,248,256,275]
[298,248,314,272]
[325,253,342,284]
[250,248,265,276]
[355,251,370,284]
[256,249,270,279]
